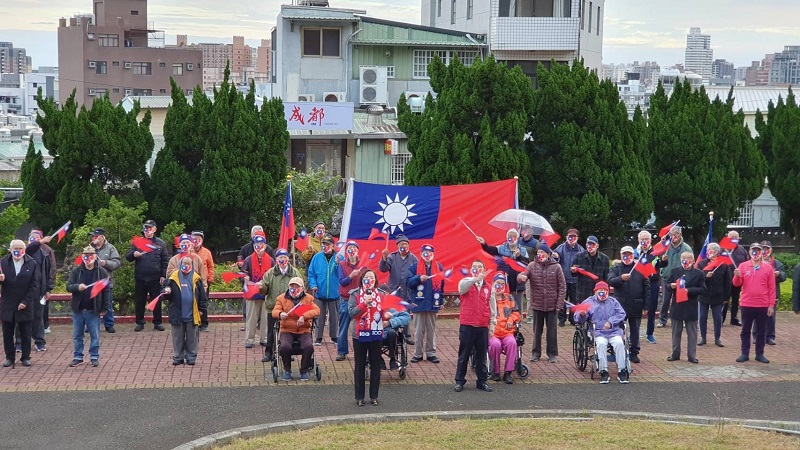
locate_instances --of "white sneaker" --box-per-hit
[44,327,51,334]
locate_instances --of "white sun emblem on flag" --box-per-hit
[374,193,416,234]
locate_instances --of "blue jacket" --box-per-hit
[407,261,445,313]
[555,242,585,284]
[307,251,339,300]
[384,308,410,337]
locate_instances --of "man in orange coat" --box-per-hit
[488,273,521,384]
[272,277,320,381]
[192,231,215,332]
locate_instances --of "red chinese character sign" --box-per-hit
[283,102,354,131]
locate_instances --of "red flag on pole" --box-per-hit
[499,256,528,271]
[89,278,110,298]
[51,221,72,244]
[294,229,310,252]
[719,237,739,251]
[146,293,164,311]
[222,272,247,283]
[74,254,83,266]
[132,236,158,253]
[278,179,295,251]
[540,230,561,248]
[651,238,670,257]
[574,267,599,281]
[658,220,680,238]
[288,303,314,317]
[243,282,261,300]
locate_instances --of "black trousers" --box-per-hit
[16,299,45,347]
[383,328,398,360]
[740,306,768,357]
[264,315,276,355]
[455,324,489,385]
[627,316,641,355]
[559,283,577,323]
[134,279,163,326]
[3,320,30,361]
[532,309,559,357]
[722,285,742,323]
[353,339,382,401]
[201,288,210,327]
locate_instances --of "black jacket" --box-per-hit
[573,251,610,302]
[0,255,40,323]
[792,265,800,313]
[238,242,275,262]
[25,240,57,296]
[607,262,649,319]
[667,267,707,321]
[696,259,731,306]
[162,272,208,326]
[66,264,111,315]
[125,237,169,282]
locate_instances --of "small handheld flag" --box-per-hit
[145,293,164,312]
[89,278,110,299]
[74,254,83,266]
[51,221,72,244]
[719,236,739,251]
[658,220,680,238]
[288,302,314,317]
[566,301,591,315]
[650,238,671,257]
[540,230,561,248]
[381,293,410,311]
[498,256,528,271]
[675,277,688,303]
[294,229,310,252]
[222,272,247,284]
[574,267,599,281]
[243,282,261,300]
[633,253,657,278]
[132,236,158,253]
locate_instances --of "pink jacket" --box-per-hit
[732,260,776,308]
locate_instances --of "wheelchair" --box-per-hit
[572,321,632,380]
[473,322,530,380]
[270,317,322,383]
[365,325,409,380]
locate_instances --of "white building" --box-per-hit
[684,27,712,83]
[421,0,605,83]
[616,73,652,119]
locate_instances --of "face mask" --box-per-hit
[596,290,608,300]
[277,258,289,267]
[83,255,96,264]
[494,283,504,292]
[567,236,578,244]
[751,250,762,258]
[91,236,101,245]
[322,244,333,253]
[763,250,772,257]
[362,278,374,288]
[180,264,191,274]
[315,229,324,236]
[28,236,37,243]
[507,236,517,246]
[622,254,632,263]
[471,267,480,276]
[522,230,533,240]
[11,249,24,259]
[422,251,433,262]
[143,226,154,235]
[289,287,300,297]
[346,248,356,257]
[398,245,408,254]
[254,243,265,253]
[536,252,548,263]
[180,242,191,252]
[640,240,649,248]
[681,259,692,269]
[587,243,597,252]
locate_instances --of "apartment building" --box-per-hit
[0,42,32,74]
[57,0,202,106]
[684,27,712,82]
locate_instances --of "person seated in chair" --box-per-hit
[272,277,320,382]
[488,273,521,384]
[573,281,629,384]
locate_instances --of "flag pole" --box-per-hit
[457,217,479,239]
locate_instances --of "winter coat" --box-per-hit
[166,253,208,288]
[555,242,585,284]
[607,262,649,319]
[573,295,627,340]
[125,236,169,282]
[763,257,787,302]
[25,240,57,296]
[378,251,418,302]
[195,246,215,284]
[657,240,693,279]
[481,242,529,292]
[792,265,800,313]
[696,258,732,306]
[238,242,275,264]
[492,294,521,339]
[66,264,110,315]
[300,236,323,264]
[667,267,707,321]
[338,258,362,300]
[307,251,339,300]
[733,260,776,309]
[272,292,320,334]
[0,255,40,323]
[406,261,445,313]
[163,271,207,326]
[518,258,566,312]
[262,265,302,310]
[573,251,610,302]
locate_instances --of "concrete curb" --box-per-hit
[173,409,800,449]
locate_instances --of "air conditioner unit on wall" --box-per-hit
[323,92,346,102]
[88,88,97,96]
[124,61,132,69]
[88,61,96,68]
[359,66,388,105]
[297,94,315,102]
[404,91,430,100]
[187,63,194,71]
[124,89,132,95]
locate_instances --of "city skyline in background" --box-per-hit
[1,0,799,69]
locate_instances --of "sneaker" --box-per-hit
[427,355,441,363]
[656,322,665,328]
[283,371,292,381]
[154,324,165,331]
[410,355,422,363]
[300,371,310,381]
[91,360,99,367]
[186,360,196,366]
[69,359,83,367]
[730,320,742,326]
[629,353,640,364]
[134,324,144,332]
[646,335,656,344]
[35,344,46,352]
[331,337,338,344]
[558,320,565,327]
[766,339,776,346]
[313,339,322,346]
[336,354,347,361]
[530,354,540,362]
[548,355,557,363]
[261,352,272,363]
[618,369,630,384]
[389,359,399,370]
[245,342,254,349]
[43,327,51,334]
[599,370,610,384]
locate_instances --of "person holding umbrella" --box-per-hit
[476,229,528,304]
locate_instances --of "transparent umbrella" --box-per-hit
[489,209,554,234]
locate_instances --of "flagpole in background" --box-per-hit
[279,174,295,258]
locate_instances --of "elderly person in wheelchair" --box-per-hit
[272,277,320,381]
[573,281,629,384]
[488,273,521,384]
[380,306,410,370]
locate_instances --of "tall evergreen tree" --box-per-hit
[756,88,800,248]
[649,81,765,248]
[528,60,653,238]
[397,56,533,204]
[146,66,289,247]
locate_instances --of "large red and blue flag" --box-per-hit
[339,179,518,289]
[278,179,295,251]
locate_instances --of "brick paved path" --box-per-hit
[1,312,798,392]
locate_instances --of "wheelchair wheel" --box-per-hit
[399,367,407,379]
[315,365,322,381]
[271,366,278,383]
[517,363,529,379]
[573,329,587,371]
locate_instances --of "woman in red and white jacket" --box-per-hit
[732,242,776,364]
[348,269,384,406]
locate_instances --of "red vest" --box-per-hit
[459,282,492,328]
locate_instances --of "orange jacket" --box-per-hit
[196,246,215,284]
[492,293,521,339]
[272,292,320,334]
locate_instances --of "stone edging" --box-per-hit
[174,409,800,449]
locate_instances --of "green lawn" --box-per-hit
[219,418,800,450]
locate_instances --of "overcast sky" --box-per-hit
[1,0,797,69]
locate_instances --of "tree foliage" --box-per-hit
[649,81,766,248]
[756,87,800,246]
[528,60,653,238]
[0,204,29,247]
[145,66,289,250]
[21,90,152,231]
[397,55,533,205]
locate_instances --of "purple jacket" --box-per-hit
[573,295,627,339]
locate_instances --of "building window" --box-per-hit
[467,0,473,19]
[131,10,139,15]
[112,61,120,66]
[132,89,152,96]
[596,5,601,35]
[112,88,120,93]
[437,0,442,17]
[302,28,340,57]
[391,152,411,185]
[160,88,167,94]
[581,0,586,29]
[132,62,152,75]
[159,62,166,67]
[98,34,119,47]
[96,61,107,74]
[589,2,592,33]
[451,0,456,24]
[173,63,184,75]
[413,50,480,78]
[386,66,396,78]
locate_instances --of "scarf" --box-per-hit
[249,252,272,282]
[416,260,440,277]
[355,288,384,342]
